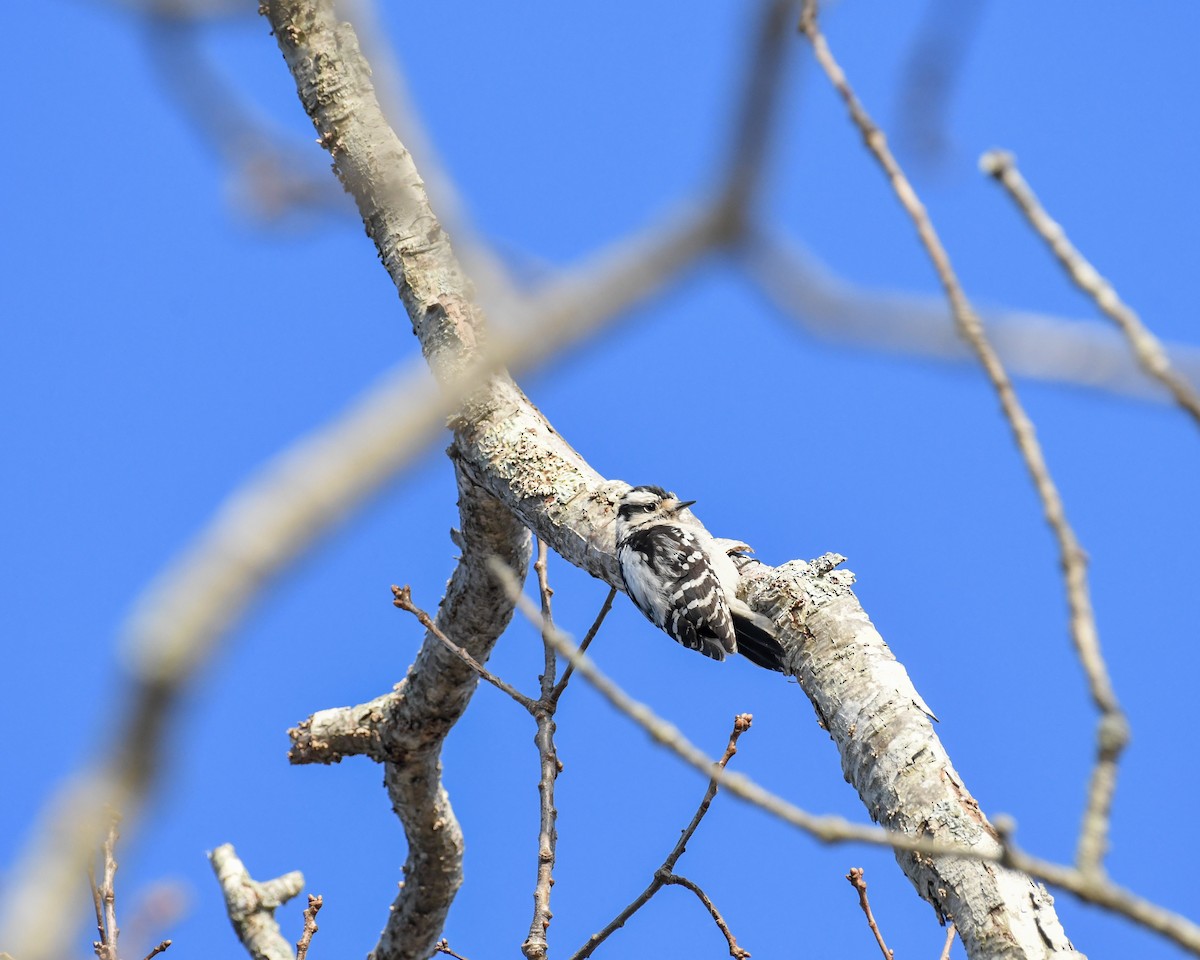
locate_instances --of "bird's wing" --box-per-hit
[620,526,737,660]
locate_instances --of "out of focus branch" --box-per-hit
[714,0,798,234]
[742,229,1200,401]
[143,12,347,222]
[0,92,743,960]
[894,0,986,167]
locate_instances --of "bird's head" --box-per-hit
[615,484,697,535]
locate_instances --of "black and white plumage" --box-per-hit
[614,485,786,672]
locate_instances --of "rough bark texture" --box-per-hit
[210,844,306,960]
[741,560,1078,958]
[377,467,531,959]
[290,465,531,960]
[265,3,1080,957]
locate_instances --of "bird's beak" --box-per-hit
[672,498,697,513]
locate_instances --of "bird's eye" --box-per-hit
[642,503,657,512]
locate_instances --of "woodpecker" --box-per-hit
[614,485,786,672]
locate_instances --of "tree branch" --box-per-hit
[572,715,753,960]
[659,873,751,960]
[522,542,561,960]
[981,149,1200,430]
[209,844,305,960]
[257,1,1190,957]
[372,467,531,960]
[392,583,536,713]
[846,867,894,960]
[800,0,1127,900]
[295,895,322,960]
[740,228,1200,402]
[288,465,533,960]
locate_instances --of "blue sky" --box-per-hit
[5,2,1200,958]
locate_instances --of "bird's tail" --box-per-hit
[732,613,788,673]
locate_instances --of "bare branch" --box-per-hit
[741,229,1200,401]
[846,868,894,960]
[715,0,799,235]
[572,715,753,960]
[659,873,751,960]
[893,0,985,167]
[209,844,304,960]
[88,863,106,956]
[100,824,120,960]
[392,584,536,712]
[434,940,470,960]
[939,924,957,960]
[800,0,1128,889]
[535,540,558,694]
[374,470,532,960]
[497,558,981,857]
[980,149,1200,429]
[523,542,560,960]
[500,558,1200,955]
[295,895,323,960]
[550,586,617,703]
[90,819,121,960]
[141,941,173,960]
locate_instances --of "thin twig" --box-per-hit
[799,0,1129,883]
[550,586,617,703]
[295,895,322,960]
[489,557,1200,954]
[571,715,753,960]
[846,868,894,960]
[434,940,471,960]
[938,923,957,960]
[392,584,536,711]
[142,940,173,960]
[495,558,969,859]
[535,540,558,692]
[87,862,106,954]
[982,153,1175,877]
[660,873,751,960]
[981,150,1200,429]
[93,821,121,960]
[523,541,560,960]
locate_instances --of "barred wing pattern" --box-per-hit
[617,524,737,661]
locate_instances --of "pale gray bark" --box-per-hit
[741,560,1078,958]
[376,465,532,960]
[289,464,530,960]
[210,844,305,960]
[263,3,1082,958]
